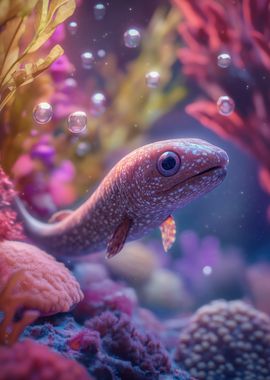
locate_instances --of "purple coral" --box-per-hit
[24,311,173,380]
[81,311,172,379]
[175,300,270,379]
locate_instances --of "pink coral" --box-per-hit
[73,262,137,320]
[0,240,83,315]
[0,167,24,241]
[0,240,83,344]
[173,0,270,193]
[0,339,92,380]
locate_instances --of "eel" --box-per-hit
[15,138,229,258]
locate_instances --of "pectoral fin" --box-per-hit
[106,216,133,259]
[48,210,73,223]
[160,215,176,252]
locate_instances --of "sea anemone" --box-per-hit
[175,300,270,379]
[173,0,270,195]
[0,240,83,344]
[0,339,92,380]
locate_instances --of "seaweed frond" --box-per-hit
[0,0,76,111]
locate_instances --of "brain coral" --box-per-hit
[0,339,92,380]
[0,240,83,315]
[175,300,270,380]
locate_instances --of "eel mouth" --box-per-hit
[189,165,227,181]
[159,165,226,195]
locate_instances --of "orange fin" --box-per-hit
[106,216,132,259]
[48,210,73,223]
[159,215,176,252]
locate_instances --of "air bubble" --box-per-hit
[32,102,53,124]
[124,28,141,48]
[217,96,235,116]
[91,92,106,116]
[145,71,160,88]
[76,142,91,157]
[97,49,106,58]
[67,111,87,134]
[94,3,106,20]
[67,21,78,35]
[81,51,94,69]
[217,53,231,68]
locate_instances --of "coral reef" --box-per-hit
[0,240,83,344]
[173,0,270,194]
[0,167,24,241]
[24,310,173,380]
[0,339,92,380]
[82,311,172,380]
[175,300,270,379]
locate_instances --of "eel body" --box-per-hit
[16,139,229,258]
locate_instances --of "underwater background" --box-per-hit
[0,0,270,379]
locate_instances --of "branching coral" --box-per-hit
[0,167,23,241]
[0,339,92,380]
[0,0,76,111]
[0,240,83,344]
[173,0,270,194]
[175,300,270,379]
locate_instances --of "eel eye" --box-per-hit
[157,151,181,177]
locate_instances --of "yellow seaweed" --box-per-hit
[0,0,75,111]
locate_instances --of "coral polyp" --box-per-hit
[175,300,270,379]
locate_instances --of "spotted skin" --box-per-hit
[16,139,229,257]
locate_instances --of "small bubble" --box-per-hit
[81,51,94,69]
[94,3,106,20]
[67,21,78,35]
[97,49,106,58]
[33,102,53,124]
[145,71,160,88]
[67,111,87,134]
[202,266,212,276]
[217,95,235,116]
[217,53,231,68]
[76,142,91,157]
[91,92,106,116]
[124,28,141,48]
[64,78,77,89]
